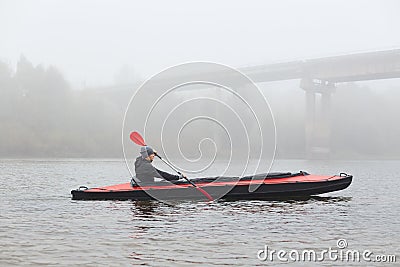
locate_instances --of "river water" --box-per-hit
[0,159,399,266]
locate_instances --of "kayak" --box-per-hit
[71,171,352,201]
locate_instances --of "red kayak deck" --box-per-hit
[86,174,340,192]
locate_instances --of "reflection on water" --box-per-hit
[131,201,160,217]
[310,195,352,203]
[125,197,356,266]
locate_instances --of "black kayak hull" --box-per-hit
[71,173,352,201]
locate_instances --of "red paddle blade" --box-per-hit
[196,187,213,201]
[130,131,146,146]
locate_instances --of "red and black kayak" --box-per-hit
[71,171,352,201]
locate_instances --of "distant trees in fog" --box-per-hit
[0,56,128,157]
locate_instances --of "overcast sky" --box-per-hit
[1,0,400,87]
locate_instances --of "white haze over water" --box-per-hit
[1,0,400,160]
[1,0,400,88]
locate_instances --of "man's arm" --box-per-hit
[156,168,180,181]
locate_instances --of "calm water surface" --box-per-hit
[0,159,399,266]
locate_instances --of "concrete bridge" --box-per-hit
[241,49,400,158]
[106,49,400,158]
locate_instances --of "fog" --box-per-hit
[1,0,400,159]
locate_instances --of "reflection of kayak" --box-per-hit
[71,171,352,201]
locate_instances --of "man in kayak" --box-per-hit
[133,146,182,184]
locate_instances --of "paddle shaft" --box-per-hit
[155,153,196,187]
[155,154,213,201]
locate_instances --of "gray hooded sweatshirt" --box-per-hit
[134,156,179,183]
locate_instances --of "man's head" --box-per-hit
[140,146,156,161]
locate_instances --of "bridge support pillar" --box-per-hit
[300,78,335,159]
[305,88,316,158]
